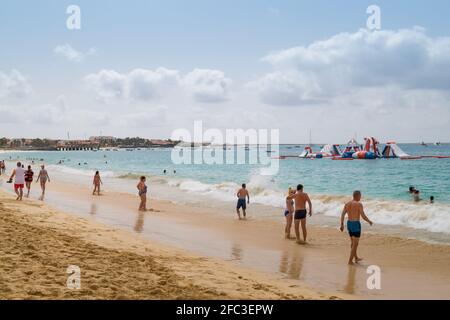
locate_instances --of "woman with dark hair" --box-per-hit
[137,176,148,211]
[92,171,103,195]
[25,165,34,197]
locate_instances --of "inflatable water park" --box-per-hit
[278,137,450,160]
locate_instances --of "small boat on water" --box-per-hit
[435,142,441,146]
[420,141,428,146]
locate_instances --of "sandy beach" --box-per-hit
[0,189,336,300]
[1,170,450,300]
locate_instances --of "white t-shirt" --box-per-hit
[15,167,25,184]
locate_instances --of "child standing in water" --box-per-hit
[284,187,295,239]
[340,191,373,265]
[137,176,148,211]
[92,171,103,195]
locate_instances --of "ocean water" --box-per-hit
[2,143,450,236]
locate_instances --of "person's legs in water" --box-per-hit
[348,237,360,265]
[294,219,301,242]
[26,181,31,197]
[14,185,20,200]
[139,194,147,211]
[18,186,23,201]
[236,199,245,220]
[236,207,241,220]
[285,212,293,239]
[300,218,307,242]
[40,181,46,200]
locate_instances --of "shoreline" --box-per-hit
[2,156,449,244]
[1,172,450,299]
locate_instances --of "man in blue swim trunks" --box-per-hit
[236,183,250,220]
[340,191,373,265]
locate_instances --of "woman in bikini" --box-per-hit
[137,176,148,211]
[92,171,103,195]
[36,164,50,200]
[284,187,295,239]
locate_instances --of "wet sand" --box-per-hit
[0,190,336,300]
[1,173,449,299]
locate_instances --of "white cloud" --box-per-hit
[127,68,180,101]
[183,69,232,103]
[84,68,231,103]
[84,69,128,100]
[252,27,450,106]
[54,44,96,62]
[0,70,33,100]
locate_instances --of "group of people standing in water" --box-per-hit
[236,183,373,265]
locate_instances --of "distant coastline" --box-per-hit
[0,136,181,151]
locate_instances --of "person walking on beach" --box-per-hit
[287,184,312,244]
[284,187,295,239]
[340,191,373,265]
[0,160,5,175]
[9,162,26,201]
[236,183,250,220]
[24,165,34,198]
[137,176,148,211]
[92,171,103,195]
[36,165,50,200]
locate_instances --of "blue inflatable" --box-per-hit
[342,152,354,159]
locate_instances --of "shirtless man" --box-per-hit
[36,165,50,200]
[236,183,250,220]
[287,184,312,243]
[340,191,373,265]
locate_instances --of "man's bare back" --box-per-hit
[237,188,249,199]
[343,200,364,221]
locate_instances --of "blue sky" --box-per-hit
[1,0,450,142]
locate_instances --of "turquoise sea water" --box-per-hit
[3,144,450,203]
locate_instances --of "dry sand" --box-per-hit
[0,191,334,300]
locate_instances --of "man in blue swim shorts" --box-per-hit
[340,191,373,265]
[236,183,250,220]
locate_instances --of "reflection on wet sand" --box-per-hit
[90,203,98,215]
[134,211,145,233]
[279,250,303,280]
[344,265,357,294]
[231,243,243,261]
